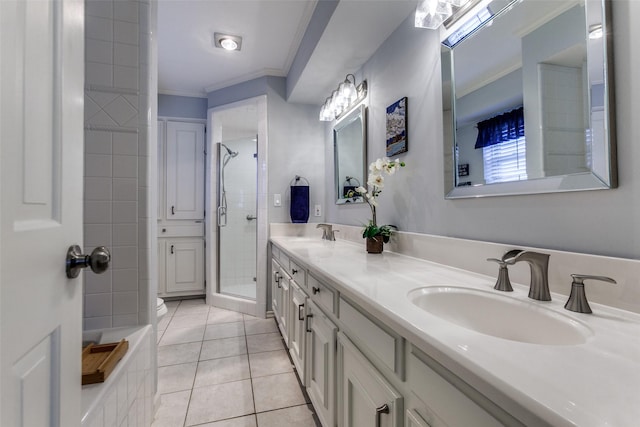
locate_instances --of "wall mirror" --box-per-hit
[442,0,616,198]
[334,104,367,204]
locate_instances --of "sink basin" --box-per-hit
[408,286,592,345]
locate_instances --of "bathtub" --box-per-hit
[81,325,154,427]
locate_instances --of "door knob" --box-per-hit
[66,245,111,278]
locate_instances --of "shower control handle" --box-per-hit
[66,245,111,279]
[312,286,320,295]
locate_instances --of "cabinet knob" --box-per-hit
[312,286,320,295]
[292,268,298,275]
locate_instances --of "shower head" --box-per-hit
[221,143,239,158]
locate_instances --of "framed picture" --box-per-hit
[386,97,408,156]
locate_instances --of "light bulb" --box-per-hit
[220,38,238,51]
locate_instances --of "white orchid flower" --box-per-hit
[355,186,367,194]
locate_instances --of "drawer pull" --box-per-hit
[170,245,174,254]
[306,314,313,332]
[375,403,389,427]
[298,303,305,321]
[292,268,298,275]
[171,205,175,215]
[312,286,320,295]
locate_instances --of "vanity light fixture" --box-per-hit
[319,74,367,122]
[214,33,242,51]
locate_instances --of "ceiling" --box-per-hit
[157,0,419,105]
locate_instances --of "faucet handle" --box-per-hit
[487,258,514,292]
[331,230,339,241]
[565,274,617,314]
[501,249,522,263]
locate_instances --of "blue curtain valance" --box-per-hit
[475,106,525,149]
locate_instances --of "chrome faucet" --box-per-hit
[507,250,551,301]
[316,223,335,241]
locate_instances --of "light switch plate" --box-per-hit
[314,204,321,216]
[274,194,281,207]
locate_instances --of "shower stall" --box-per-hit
[206,95,268,317]
[217,138,258,299]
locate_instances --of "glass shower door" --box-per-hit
[217,138,258,299]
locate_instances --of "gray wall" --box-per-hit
[207,76,326,225]
[326,1,640,260]
[158,94,207,119]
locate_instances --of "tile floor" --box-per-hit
[153,298,321,427]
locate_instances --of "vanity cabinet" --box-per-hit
[305,299,337,427]
[270,240,528,427]
[338,332,403,427]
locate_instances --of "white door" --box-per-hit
[165,121,205,220]
[1,0,85,426]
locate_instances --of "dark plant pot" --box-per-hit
[366,236,384,254]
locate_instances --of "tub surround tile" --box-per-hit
[157,362,197,394]
[185,380,254,426]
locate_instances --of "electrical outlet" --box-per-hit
[314,204,321,217]
[274,194,281,207]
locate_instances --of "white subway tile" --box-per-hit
[114,21,139,45]
[84,201,112,224]
[86,62,113,87]
[113,291,138,314]
[85,177,112,201]
[85,154,113,177]
[114,65,139,91]
[84,223,112,247]
[85,131,112,154]
[111,245,138,270]
[114,0,139,24]
[113,313,139,328]
[84,316,112,331]
[86,0,113,19]
[138,248,149,280]
[137,188,148,218]
[86,38,113,64]
[116,374,128,425]
[113,269,138,292]
[113,155,138,178]
[114,43,138,67]
[137,157,147,186]
[113,133,138,155]
[103,389,117,427]
[112,223,138,246]
[112,201,137,223]
[84,270,112,294]
[113,178,138,202]
[85,293,112,317]
[137,221,148,248]
[86,17,113,43]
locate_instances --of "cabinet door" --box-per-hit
[289,281,306,385]
[278,274,291,345]
[271,259,282,319]
[165,121,205,220]
[166,239,205,293]
[338,332,403,427]
[306,300,337,427]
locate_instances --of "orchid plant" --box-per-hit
[348,157,406,241]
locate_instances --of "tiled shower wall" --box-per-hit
[83,0,154,329]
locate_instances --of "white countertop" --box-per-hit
[271,236,640,427]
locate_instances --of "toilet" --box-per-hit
[157,297,168,321]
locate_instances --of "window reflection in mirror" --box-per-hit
[442,0,616,198]
[334,105,367,205]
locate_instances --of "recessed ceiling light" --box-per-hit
[214,33,242,51]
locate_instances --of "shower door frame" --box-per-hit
[205,96,268,318]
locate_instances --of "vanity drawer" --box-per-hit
[271,245,281,260]
[308,274,336,315]
[279,251,290,271]
[289,259,307,288]
[339,297,403,378]
[158,222,204,237]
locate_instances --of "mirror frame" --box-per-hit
[443,0,617,199]
[334,104,368,205]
